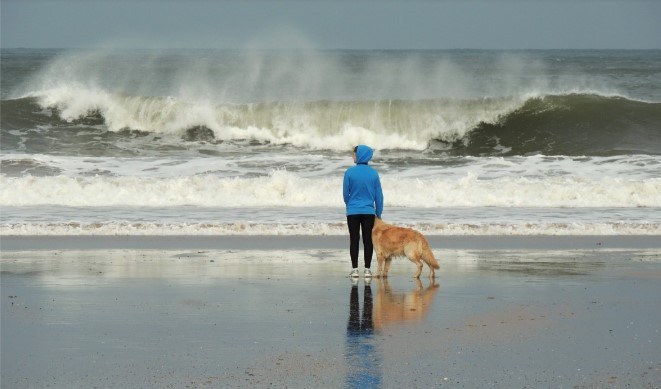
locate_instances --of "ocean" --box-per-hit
[1,48,660,236]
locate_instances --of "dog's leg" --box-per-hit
[412,255,423,279]
[428,265,435,279]
[383,257,392,278]
[413,262,423,278]
[375,251,385,278]
[405,246,423,279]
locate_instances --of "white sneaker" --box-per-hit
[349,269,360,278]
[364,269,373,278]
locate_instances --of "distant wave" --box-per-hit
[2,90,660,155]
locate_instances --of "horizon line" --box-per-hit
[3,46,661,51]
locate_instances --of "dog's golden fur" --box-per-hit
[371,217,440,278]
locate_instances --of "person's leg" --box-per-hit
[360,214,376,269]
[347,215,361,269]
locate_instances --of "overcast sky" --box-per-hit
[2,0,660,50]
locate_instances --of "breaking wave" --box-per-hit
[2,90,659,155]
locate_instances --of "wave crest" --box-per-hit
[28,85,524,150]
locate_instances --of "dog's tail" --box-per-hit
[422,240,440,269]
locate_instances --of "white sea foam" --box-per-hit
[3,153,659,181]
[2,171,659,208]
[2,220,660,236]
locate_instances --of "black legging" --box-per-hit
[347,214,375,269]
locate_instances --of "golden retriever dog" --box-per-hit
[371,217,440,278]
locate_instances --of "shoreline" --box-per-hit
[2,234,661,252]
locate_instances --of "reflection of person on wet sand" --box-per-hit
[345,283,381,388]
[373,278,439,330]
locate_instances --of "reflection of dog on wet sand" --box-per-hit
[373,278,439,330]
[371,217,440,278]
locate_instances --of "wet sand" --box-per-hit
[3,234,661,251]
[1,240,660,388]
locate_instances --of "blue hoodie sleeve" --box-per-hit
[343,170,350,205]
[375,174,384,218]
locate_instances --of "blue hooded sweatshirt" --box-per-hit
[343,145,384,218]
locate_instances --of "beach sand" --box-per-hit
[2,236,660,388]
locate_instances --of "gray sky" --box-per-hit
[2,0,660,50]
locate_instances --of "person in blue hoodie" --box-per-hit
[343,145,384,279]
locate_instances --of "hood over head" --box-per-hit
[355,145,373,164]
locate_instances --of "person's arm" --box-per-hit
[375,175,384,218]
[343,171,350,205]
